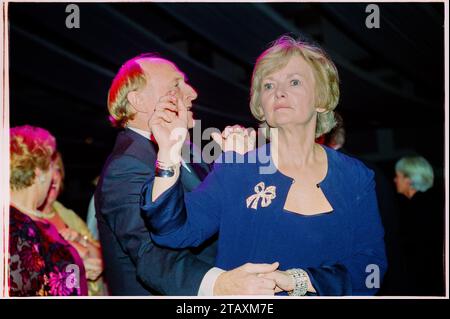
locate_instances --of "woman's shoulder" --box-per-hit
[10,206,33,224]
[9,207,42,241]
[212,147,264,173]
[325,146,375,184]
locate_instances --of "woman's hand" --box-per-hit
[85,240,102,260]
[60,227,81,242]
[211,125,257,155]
[149,93,189,165]
[261,270,316,294]
[60,228,100,262]
[84,257,103,281]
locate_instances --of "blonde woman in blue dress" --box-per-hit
[141,36,387,296]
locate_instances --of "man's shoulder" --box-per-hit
[101,130,156,171]
[112,129,156,161]
[96,130,156,198]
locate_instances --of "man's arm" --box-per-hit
[98,155,212,295]
[100,155,278,295]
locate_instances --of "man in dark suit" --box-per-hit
[95,53,278,295]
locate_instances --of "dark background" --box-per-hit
[8,2,445,223]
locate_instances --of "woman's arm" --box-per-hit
[141,93,211,248]
[144,95,253,249]
[335,167,387,295]
[141,161,225,249]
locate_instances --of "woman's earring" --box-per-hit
[39,175,46,184]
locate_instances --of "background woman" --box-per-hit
[9,125,88,296]
[394,155,443,295]
[39,152,106,295]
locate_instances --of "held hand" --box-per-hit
[260,270,295,293]
[148,93,189,164]
[211,125,257,155]
[59,227,81,242]
[213,262,279,295]
[84,257,103,281]
[261,270,316,294]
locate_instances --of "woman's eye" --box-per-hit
[291,79,301,86]
[263,83,274,90]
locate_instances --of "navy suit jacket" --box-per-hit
[95,128,217,295]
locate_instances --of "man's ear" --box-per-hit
[127,91,145,113]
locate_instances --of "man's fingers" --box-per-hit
[258,278,277,290]
[259,272,278,281]
[177,100,188,122]
[153,110,175,123]
[148,118,163,129]
[166,110,177,122]
[158,111,172,123]
[158,93,177,104]
[155,101,177,113]
[241,262,279,274]
[260,272,288,288]
[149,106,182,133]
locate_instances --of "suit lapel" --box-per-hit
[180,142,211,191]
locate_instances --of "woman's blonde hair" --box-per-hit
[10,125,57,190]
[107,53,158,128]
[250,35,340,138]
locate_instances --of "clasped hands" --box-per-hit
[60,228,103,281]
[148,92,257,161]
[213,262,303,296]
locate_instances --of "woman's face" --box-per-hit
[260,55,321,129]
[36,166,54,207]
[45,167,63,205]
[394,171,411,196]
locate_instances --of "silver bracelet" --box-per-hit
[286,268,309,296]
[155,160,179,178]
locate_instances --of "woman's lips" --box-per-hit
[273,104,291,110]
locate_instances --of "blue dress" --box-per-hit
[141,144,387,295]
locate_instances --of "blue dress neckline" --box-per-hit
[265,143,335,217]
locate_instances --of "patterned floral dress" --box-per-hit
[9,206,88,296]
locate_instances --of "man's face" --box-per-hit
[137,58,198,128]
